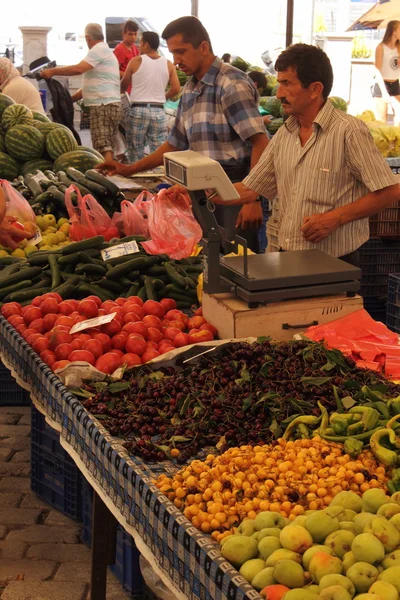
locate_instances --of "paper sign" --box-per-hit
[70,312,116,335]
[101,241,140,261]
[26,227,43,246]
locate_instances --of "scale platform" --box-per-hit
[219,249,361,304]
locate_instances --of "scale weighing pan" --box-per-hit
[220,249,361,291]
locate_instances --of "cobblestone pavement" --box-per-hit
[0,406,130,600]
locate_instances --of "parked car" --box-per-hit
[105,17,171,59]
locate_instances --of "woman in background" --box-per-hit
[373,20,400,125]
[0,58,45,114]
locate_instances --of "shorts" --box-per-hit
[372,80,400,98]
[89,102,121,153]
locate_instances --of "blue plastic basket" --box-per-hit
[387,273,400,332]
[31,404,66,459]
[0,361,31,406]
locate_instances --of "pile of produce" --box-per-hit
[1,215,71,258]
[329,97,347,113]
[259,96,284,135]
[213,490,400,599]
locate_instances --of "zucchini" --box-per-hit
[0,267,43,289]
[24,174,43,198]
[85,169,120,196]
[4,286,51,303]
[27,191,54,206]
[0,280,32,300]
[46,185,66,203]
[60,236,104,255]
[48,254,61,289]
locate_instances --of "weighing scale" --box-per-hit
[163,151,361,307]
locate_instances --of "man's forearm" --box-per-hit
[71,89,83,102]
[124,141,178,176]
[334,184,400,225]
[48,66,83,77]
[249,132,269,168]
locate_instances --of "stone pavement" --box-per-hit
[0,406,130,600]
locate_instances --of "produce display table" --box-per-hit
[0,316,261,600]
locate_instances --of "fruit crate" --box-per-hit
[31,406,82,521]
[0,360,31,406]
[387,273,400,332]
[81,478,143,597]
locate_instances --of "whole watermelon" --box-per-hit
[20,159,54,177]
[232,57,250,72]
[46,127,78,160]
[265,96,282,118]
[0,132,5,153]
[0,152,19,180]
[267,118,284,135]
[32,111,50,122]
[32,120,69,139]
[79,146,104,160]
[329,97,347,112]
[2,104,33,131]
[0,93,15,120]
[54,150,102,173]
[5,125,45,161]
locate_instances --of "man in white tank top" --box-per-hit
[121,31,180,162]
[373,20,400,125]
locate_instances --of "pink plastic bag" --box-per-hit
[65,184,118,241]
[141,188,202,259]
[120,190,152,237]
[0,179,36,223]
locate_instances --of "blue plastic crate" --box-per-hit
[81,477,93,547]
[31,404,65,459]
[0,361,31,406]
[387,273,400,332]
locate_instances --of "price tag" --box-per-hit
[26,227,43,246]
[101,241,140,261]
[70,312,116,335]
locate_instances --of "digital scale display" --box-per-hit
[166,160,187,186]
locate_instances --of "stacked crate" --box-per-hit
[0,361,31,406]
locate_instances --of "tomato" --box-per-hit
[70,339,84,351]
[29,318,44,334]
[49,329,73,351]
[2,303,22,319]
[53,360,70,371]
[95,353,121,374]
[125,335,147,356]
[188,316,207,329]
[58,301,75,316]
[121,353,142,367]
[42,313,59,332]
[101,300,118,312]
[77,333,92,343]
[143,300,165,319]
[43,292,62,303]
[188,328,200,335]
[93,333,112,352]
[123,312,141,324]
[98,308,107,317]
[200,323,217,337]
[23,306,43,325]
[84,328,100,337]
[189,330,213,344]
[164,327,182,341]
[174,313,189,327]
[7,315,24,328]
[108,307,125,320]
[111,332,128,351]
[78,299,98,319]
[15,324,27,335]
[73,315,87,325]
[126,296,143,307]
[168,320,185,332]
[55,316,74,329]
[124,321,148,339]
[165,309,183,321]
[142,349,160,363]
[26,332,42,347]
[147,327,164,343]
[194,306,203,317]
[109,349,124,358]
[22,328,36,340]
[32,336,49,354]
[115,297,126,307]
[173,332,190,348]
[85,295,102,307]
[101,319,121,336]
[55,343,74,361]
[41,298,59,315]
[31,296,43,307]
[159,298,177,312]
[83,339,103,359]
[142,315,162,330]
[126,304,145,320]
[40,350,56,365]
[68,350,96,365]
[158,343,175,355]
[146,341,159,350]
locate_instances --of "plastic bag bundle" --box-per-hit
[65,184,118,241]
[121,190,152,237]
[0,179,36,223]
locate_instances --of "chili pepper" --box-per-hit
[344,437,364,459]
[388,397,400,415]
[317,401,329,434]
[320,424,384,443]
[370,428,399,467]
[369,401,390,420]
[387,414,400,430]
[282,415,320,440]
[348,406,380,432]
[297,423,310,439]
[347,421,365,436]
[330,413,354,436]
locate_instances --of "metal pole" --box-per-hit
[286,0,294,47]
[191,0,199,17]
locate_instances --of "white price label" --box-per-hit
[70,312,116,335]
[101,241,140,261]
[26,227,43,246]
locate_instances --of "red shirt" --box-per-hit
[114,43,139,94]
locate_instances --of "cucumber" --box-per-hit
[0,280,32,300]
[137,286,147,301]
[176,301,193,309]
[78,282,115,302]
[27,252,61,266]
[60,236,104,255]
[125,282,140,297]
[66,167,109,196]
[105,256,157,280]
[147,265,166,276]
[164,283,197,298]
[0,257,24,266]
[93,279,123,294]
[164,262,188,288]
[48,254,61,289]
[85,169,120,196]
[51,280,81,299]
[4,286,51,303]
[144,277,157,301]
[75,264,107,276]
[109,235,147,244]
[0,267,43,288]
[31,278,51,289]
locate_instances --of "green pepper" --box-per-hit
[389,397,400,415]
[389,468,400,492]
[344,437,364,459]
[297,423,310,439]
[330,413,353,436]
[348,406,380,432]
[370,401,390,420]
[282,415,320,440]
[387,414,400,430]
[317,401,329,434]
[320,424,384,443]
[347,421,365,436]
[370,428,399,467]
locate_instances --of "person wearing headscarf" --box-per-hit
[0,58,45,113]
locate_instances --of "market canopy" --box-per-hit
[348,0,400,31]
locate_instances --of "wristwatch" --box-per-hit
[255,195,263,202]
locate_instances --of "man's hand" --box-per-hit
[301,212,339,243]
[0,217,32,250]
[96,161,131,177]
[236,202,263,230]
[40,68,54,80]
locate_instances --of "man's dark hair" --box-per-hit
[248,71,267,92]
[275,43,333,98]
[222,53,231,63]
[123,20,139,34]
[142,31,160,51]
[162,16,213,53]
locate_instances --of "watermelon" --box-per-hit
[176,69,188,86]
[0,133,5,153]
[232,57,250,72]
[267,118,284,135]
[20,159,54,177]
[32,111,50,122]
[2,104,33,131]
[79,146,104,160]
[54,150,102,173]
[5,125,45,161]
[0,93,15,120]
[271,84,279,96]
[32,120,68,138]
[46,127,78,160]
[329,97,347,112]
[265,96,282,118]
[247,65,263,72]
[0,152,19,180]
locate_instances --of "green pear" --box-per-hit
[273,559,305,588]
[330,491,363,514]
[342,551,357,573]
[377,565,400,592]
[390,491,400,504]
[258,536,282,560]
[353,595,383,599]
[280,590,316,600]
[251,566,275,591]
[389,513,400,533]
[220,535,234,547]
[309,552,343,583]
[377,503,400,519]
[305,511,340,543]
[382,549,400,569]
[305,584,321,595]
[254,511,286,531]
[239,558,267,584]
[318,586,352,600]
[362,489,390,514]
[265,548,301,567]
[319,573,355,596]
[303,545,334,570]
[325,530,355,559]
[340,521,356,533]
[353,513,374,535]
[221,536,258,569]
[351,533,385,564]
[290,515,308,527]
[346,562,379,594]
[369,580,399,600]
[238,519,256,536]
[364,516,400,552]
[279,525,313,554]
[342,510,357,521]
[325,507,356,522]
[258,527,282,540]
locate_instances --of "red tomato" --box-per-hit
[78,299,98,319]
[146,340,158,349]
[142,315,162,330]
[73,315,87,325]
[15,324,27,335]
[55,343,74,361]
[31,296,43,307]
[124,321,148,339]
[77,333,91,343]
[121,353,142,367]
[168,320,185,332]
[189,330,213,344]
[174,313,189,327]
[93,333,112,352]
[83,339,103,359]
[70,339,84,351]
[41,298,59,315]
[127,304,145,320]
[126,296,143,307]
[188,316,207,329]
[29,318,44,333]
[95,353,121,374]
[32,336,49,354]
[98,308,107,316]
[160,298,177,312]
[200,323,217,337]
[22,328,36,340]
[52,324,70,333]
[40,350,56,364]
[42,313,59,332]
[165,309,183,321]
[53,360,70,371]
[85,295,102,307]
[147,327,164,343]
[7,315,24,328]
[101,300,118,312]
[143,300,165,319]
[194,306,203,317]
[173,332,190,348]
[101,319,121,336]
[49,330,73,351]
[126,335,147,356]
[58,301,74,316]
[44,331,53,340]
[42,292,62,303]
[108,306,125,319]
[23,306,43,325]
[158,344,175,355]
[1,303,22,319]
[142,349,160,363]
[164,327,182,341]
[115,297,126,307]
[123,312,141,324]
[84,328,100,337]
[68,350,96,365]
[56,316,74,329]
[111,332,128,351]
[109,349,124,358]
[188,328,200,335]
[26,332,42,346]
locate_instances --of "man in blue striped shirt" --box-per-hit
[98,16,268,251]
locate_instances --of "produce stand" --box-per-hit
[0,316,262,600]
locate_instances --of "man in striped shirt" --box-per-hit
[213,44,400,263]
